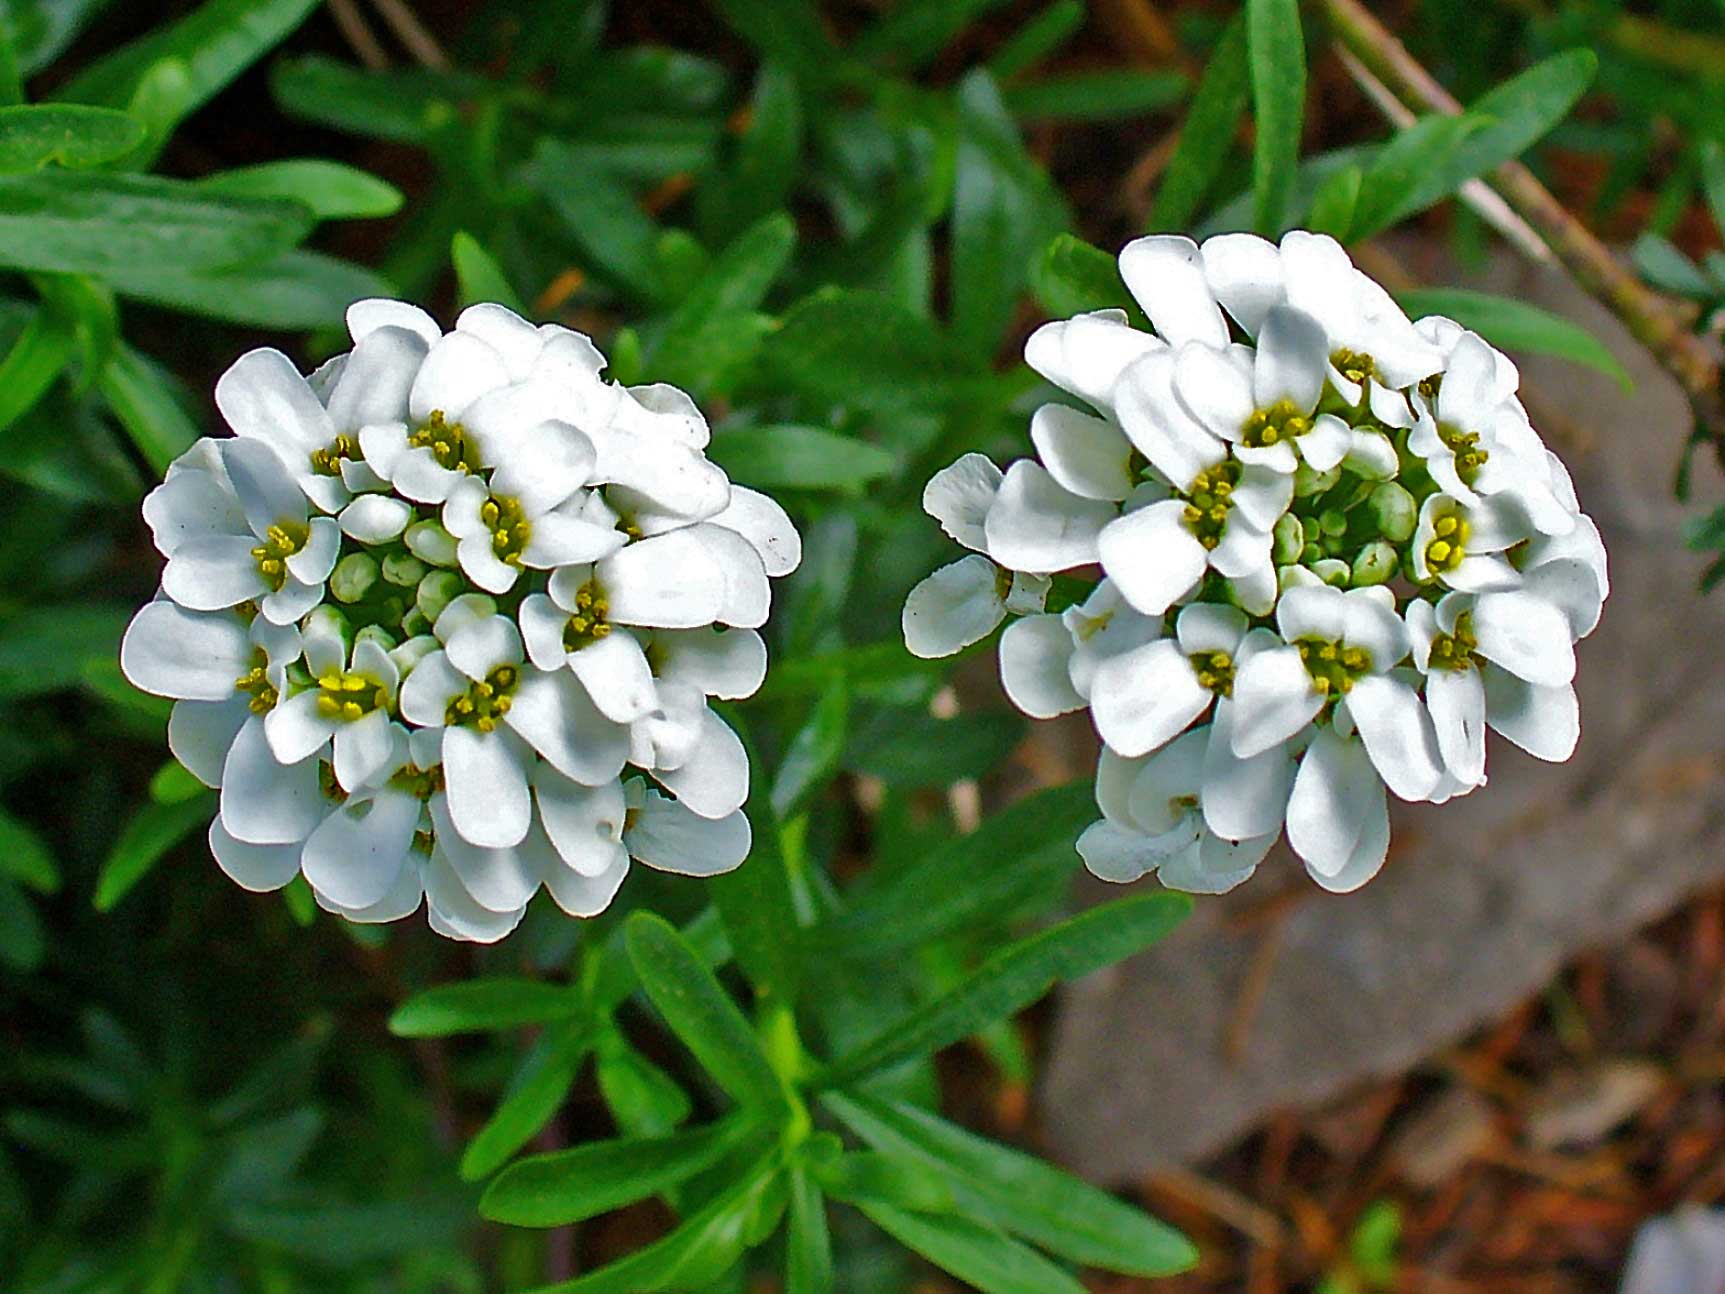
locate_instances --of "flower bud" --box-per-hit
[1312,558,1350,587]
[1272,513,1305,564]
[1350,541,1398,587]
[1278,563,1324,593]
[1294,461,1341,497]
[1367,482,1417,543]
[415,569,464,625]
[329,553,379,603]
[382,551,429,587]
[404,519,458,568]
[355,623,398,651]
[1318,508,1349,538]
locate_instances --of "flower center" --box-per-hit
[1296,638,1371,697]
[1189,649,1234,696]
[1241,398,1311,449]
[408,410,475,472]
[1331,348,1376,386]
[233,649,279,714]
[390,761,445,799]
[1437,422,1488,485]
[251,522,309,591]
[562,579,614,651]
[1181,461,1240,550]
[445,663,519,732]
[1428,612,1480,671]
[481,495,531,567]
[309,433,361,477]
[1423,513,1470,574]
[315,670,390,722]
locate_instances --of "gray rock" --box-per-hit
[1038,246,1725,1179]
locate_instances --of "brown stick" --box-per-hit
[1318,0,1722,405]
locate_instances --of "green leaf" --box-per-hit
[0,603,130,699]
[147,760,206,805]
[706,0,835,78]
[1349,113,1484,239]
[812,1151,955,1213]
[0,104,144,172]
[988,2,1084,80]
[786,1166,833,1294]
[198,160,402,221]
[859,1205,1088,1294]
[98,343,198,474]
[699,62,803,243]
[271,56,473,145]
[854,0,1011,70]
[711,715,804,1003]
[1030,232,1130,317]
[0,875,43,972]
[526,139,664,301]
[1246,0,1304,235]
[625,912,790,1115]
[1349,1200,1401,1282]
[1152,14,1247,231]
[0,173,310,275]
[106,249,393,329]
[950,69,1069,357]
[1005,70,1186,122]
[1304,164,1362,239]
[93,792,214,911]
[769,678,850,817]
[0,808,57,893]
[1633,232,1713,299]
[826,1091,1196,1276]
[483,1120,754,1228]
[3,0,112,79]
[848,710,1026,788]
[819,891,1191,1085]
[596,1027,693,1138]
[389,979,584,1037]
[707,425,896,494]
[815,781,1096,956]
[0,306,72,435]
[59,0,320,130]
[651,211,797,392]
[1701,139,1725,239]
[1397,288,1632,391]
[460,1022,593,1182]
[452,231,525,313]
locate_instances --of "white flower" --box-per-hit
[123,299,801,940]
[904,555,1049,660]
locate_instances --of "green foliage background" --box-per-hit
[0,0,1707,1290]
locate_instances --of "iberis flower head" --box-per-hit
[904,232,1606,895]
[122,301,800,940]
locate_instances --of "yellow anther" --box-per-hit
[480,501,500,526]
[1435,516,1458,538]
[1427,540,1452,565]
[341,700,363,721]
[317,694,342,717]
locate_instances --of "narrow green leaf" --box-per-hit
[0,808,57,893]
[1152,14,1247,231]
[707,425,896,494]
[0,307,72,435]
[147,760,206,805]
[786,1166,833,1294]
[650,211,797,392]
[0,876,43,972]
[526,139,664,301]
[1427,50,1597,206]
[482,1119,754,1227]
[595,1027,693,1138]
[699,62,803,243]
[107,249,393,329]
[452,231,525,313]
[819,892,1191,1085]
[854,0,1011,70]
[98,343,199,475]
[389,979,584,1038]
[1030,232,1130,317]
[93,793,214,911]
[1246,0,1304,234]
[812,1151,954,1213]
[1349,113,1484,239]
[706,0,835,77]
[5,0,112,79]
[59,0,320,128]
[1397,288,1632,391]
[1005,70,1186,122]
[625,912,789,1115]
[826,1091,1196,1276]
[988,2,1085,80]
[198,160,402,221]
[1304,164,1361,239]
[710,711,803,1003]
[0,105,144,172]
[1701,139,1725,239]
[846,709,1026,787]
[816,781,1095,956]
[0,603,130,699]
[460,1022,593,1182]
[859,1205,1087,1294]
[1633,231,1713,299]
[271,56,474,145]
[0,20,21,106]
[0,173,310,275]
[769,678,849,819]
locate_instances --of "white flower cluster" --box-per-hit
[904,232,1607,894]
[122,300,799,941]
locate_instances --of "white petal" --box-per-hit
[332,710,400,791]
[1023,310,1158,409]
[1176,603,1247,655]
[301,789,418,908]
[1483,668,1578,762]
[169,697,250,786]
[399,650,464,726]
[1172,342,1254,441]
[1344,428,1400,480]
[1426,665,1487,787]
[1286,726,1382,883]
[982,460,1114,574]
[1076,820,1159,884]
[1471,589,1575,686]
[348,298,441,348]
[264,689,338,765]
[655,709,749,819]
[1306,774,1390,893]
[445,613,522,682]
[518,592,570,672]
[1098,501,1207,616]
[1300,413,1351,472]
[142,469,244,558]
[1209,516,1272,580]
[626,788,751,875]
[339,494,413,545]
[424,853,528,942]
[1201,232,1284,335]
[208,818,302,893]
[599,530,727,629]
[122,602,252,700]
[926,452,1003,552]
[567,630,658,723]
[1341,590,1409,669]
[409,331,510,423]
[1115,349,1227,489]
[430,799,544,912]
[692,522,771,628]
[1276,583,1347,643]
[506,667,630,784]
[491,420,597,517]
[283,516,340,586]
[1090,639,1211,758]
[162,536,267,611]
[215,348,334,458]
[1119,235,1228,349]
[1029,404,1133,501]
[902,556,1006,659]
[1201,698,1294,840]
[442,724,531,848]
[1157,830,1273,894]
[709,484,801,576]
[533,767,627,877]
[325,325,427,432]
[1230,645,1323,759]
[542,848,629,917]
[456,302,545,377]
[1254,306,1328,412]
[997,614,1082,719]
[593,434,730,528]
[220,714,325,845]
[1519,558,1604,641]
[519,508,627,569]
[652,627,767,700]
[1343,674,1442,801]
